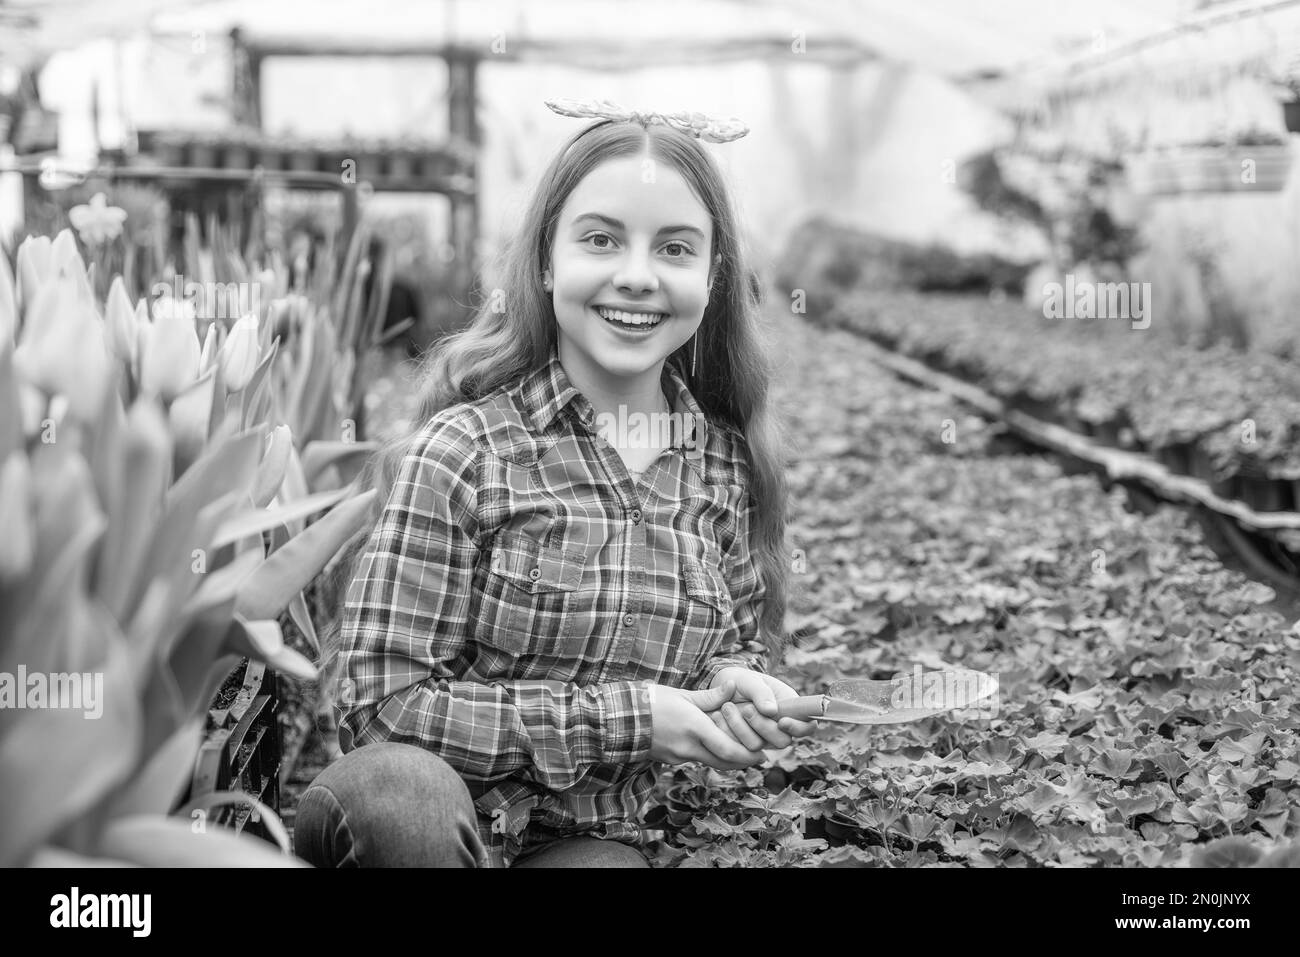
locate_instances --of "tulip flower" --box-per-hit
[15,235,53,324]
[198,322,220,375]
[103,276,137,368]
[150,292,197,325]
[139,302,201,402]
[12,267,113,421]
[219,313,260,392]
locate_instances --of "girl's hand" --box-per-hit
[708,667,819,750]
[647,680,768,771]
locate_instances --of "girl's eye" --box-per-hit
[582,233,694,257]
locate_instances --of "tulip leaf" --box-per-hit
[0,345,20,461]
[235,488,376,621]
[168,367,218,477]
[165,616,242,734]
[211,486,351,548]
[132,489,249,662]
[239,338,279,431]
[206,354,229,440]
[251,424,293,508]
[103,717,204,818]
[0,451,35,583]
[278,442,312,534]
[224,616,317,680]
[298,313,339,444]
[28,443,104,588]
[179,546,263,622]
[0,248,16,346]
[95,815,307,867]
[165,425,261,515]
[96,400,171,622]
[3,450,106,676]
[85,368,128,539]
[0,632,141,867]
[177,790,293,855]
[287,590,319,655]
[135,627,189,759]
[25,845,133,867]
[301,440,377,488]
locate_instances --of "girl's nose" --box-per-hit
[613,248,659,293]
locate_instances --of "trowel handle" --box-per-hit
[775,695,827,719]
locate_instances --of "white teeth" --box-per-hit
[597,307,665,326]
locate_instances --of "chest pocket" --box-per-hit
[484,533,588,656]
[674,553,733,678]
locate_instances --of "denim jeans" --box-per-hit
[293,742,649,868]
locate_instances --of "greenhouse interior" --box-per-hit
[3,0,1300,903]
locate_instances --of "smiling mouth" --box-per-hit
[596,306,668,329]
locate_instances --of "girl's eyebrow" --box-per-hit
[571,213,705,241]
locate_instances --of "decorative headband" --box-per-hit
[544,97,749,144]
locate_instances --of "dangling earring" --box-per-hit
[691,333,698,377]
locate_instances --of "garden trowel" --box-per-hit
[774,669,998,725]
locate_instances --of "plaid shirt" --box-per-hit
[337,347,769,867]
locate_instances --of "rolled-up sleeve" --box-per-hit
[337,414,653,789]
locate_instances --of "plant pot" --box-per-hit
[224,145,252,169]
[288,150,319,173]
[157,142,185,167]
[386,152,414,181]
[256,145,286,171]
[188,144,218,168]
[1284,100,1300,134]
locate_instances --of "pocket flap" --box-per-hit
[491,534,585,592]
[681,555,732,613]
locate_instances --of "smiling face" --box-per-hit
[545,154,717,396]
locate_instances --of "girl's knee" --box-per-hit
[304,742,473,816]
[295,743,484,867]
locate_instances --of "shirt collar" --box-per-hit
[520,345,709,451]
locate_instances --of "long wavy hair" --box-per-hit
[319,118,791,677]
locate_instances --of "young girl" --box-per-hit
[294,100,817,869]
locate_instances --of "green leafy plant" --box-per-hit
[639,299,1300,868]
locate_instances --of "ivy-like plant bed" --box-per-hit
[638,310,1300,868]
[813,288,1300,501]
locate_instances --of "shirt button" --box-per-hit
[630,508,642,524]
[529,567,541,580]
[623,614,635,627]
